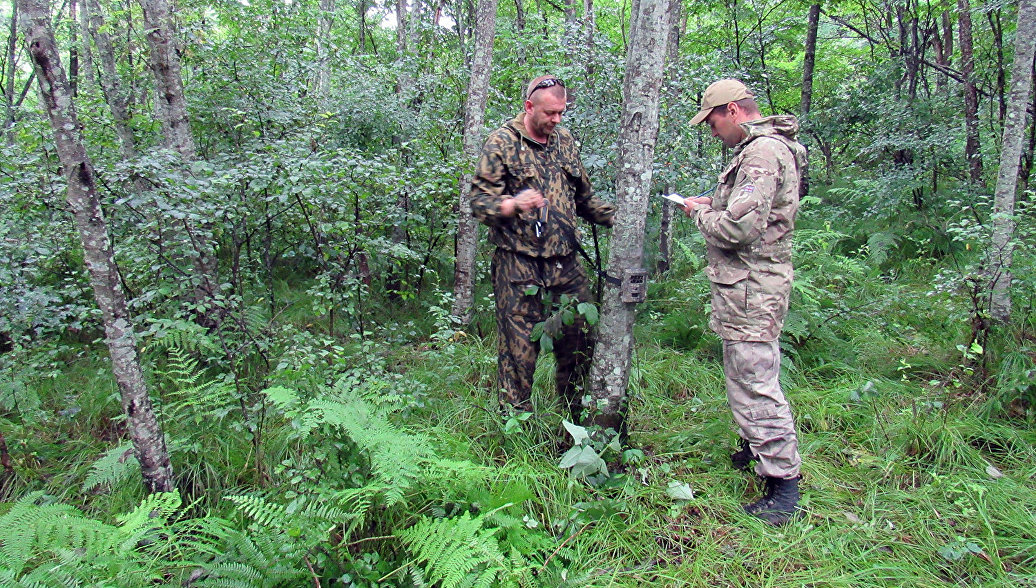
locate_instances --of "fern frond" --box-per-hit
[259,386,300,412]
[189,525,311,587]
[114,491,182,552]
[81,442,137,493]
[159,347,237,422]
[310,395,434,495]
[224,494,289,528]
[144,318,220,355]
[399,512,520,588]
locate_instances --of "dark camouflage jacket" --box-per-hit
[470,113,615,258]
[689,115,807,342]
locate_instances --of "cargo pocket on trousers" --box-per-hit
[705,264,750,315]
[747,404,786,445]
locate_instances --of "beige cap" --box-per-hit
[689,79,754,125]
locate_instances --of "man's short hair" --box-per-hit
[731,97,760,114]
[525,75,566,101]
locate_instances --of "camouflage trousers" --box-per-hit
[723,339,802,478]
[492,248,593,421]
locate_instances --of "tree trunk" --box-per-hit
[800,4,819,117]
[357,0,367,53]
[987,0,1036,324]
[587,0,670,427]
[564,0,576,22]
[19,0,174,494]
[959,0,982,184]
[451,0,498,324]
[315,0,335,99]
[77,0,94,88]
[656,0,680,275]
[396,0,407,53]
[409,0,424,49]
[138,0,194,159]
[799,3,820,196]
[138,0,221,318]
[513,0,524,31]
[84,0,136,159]
[4,0,19,133]
[68,0,78,96]
[1021,87,1036,195]
[933,10,952,91]
[988,8,1007,124]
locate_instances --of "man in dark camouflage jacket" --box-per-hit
[682,79,807,526]
[470,75,615,422]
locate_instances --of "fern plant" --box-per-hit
[398,512,537,588]
[0,490,221,586]
[81,441,138,493]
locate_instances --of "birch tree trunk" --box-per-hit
[396,0,407,53]
[450,0,498,324]
[586,0,670,430]
[19,0,174,494]
[4,0,19,133]
[138,0,193,159]
[84,0,136,159]
[656,0,681,275]
[988,0,1036,324]
[138,0,221,317]
[959,0,982,184]
[315,0,336,99]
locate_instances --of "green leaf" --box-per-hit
[540,333,553,352]
[530,322,544,342]
[577,302,599,324]
[666,481,694,501]
[562,420,590,445]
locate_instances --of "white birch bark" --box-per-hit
[19,0,174,493]
[450,0,498,324]
[138,0,193,159]
[83,0,136,159]
[586,0,671,426]
[138,0,221,314]
[315,0,335,100]
[988,0,1036,323]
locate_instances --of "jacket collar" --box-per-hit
[509,113,554,146]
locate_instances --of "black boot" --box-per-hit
[730,438,756,472]
[742,477,775,515]
[743,476,800,526]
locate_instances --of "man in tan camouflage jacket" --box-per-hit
[470,75,615,424]
[682,79,808,526]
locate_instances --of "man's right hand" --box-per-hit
[502,188,546,216]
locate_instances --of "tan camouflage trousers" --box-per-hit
[492,248,593,421]
[723,339,802,478]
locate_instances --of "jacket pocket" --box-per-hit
[704,265,749,286]
[510,164,539,192]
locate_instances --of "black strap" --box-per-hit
[572,229,622,288]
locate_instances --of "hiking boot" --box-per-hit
[730,438,756,472]
[743,476,801,526]
[742,476,776,515]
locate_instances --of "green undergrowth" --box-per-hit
[2,267,1035,585]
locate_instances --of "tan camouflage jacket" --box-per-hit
[470,113,615,258]
[689,115,807,342]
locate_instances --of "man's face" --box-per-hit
[524,88,567,141]
[705,105,744,148]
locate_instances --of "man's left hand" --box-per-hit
[682,196,712,216]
